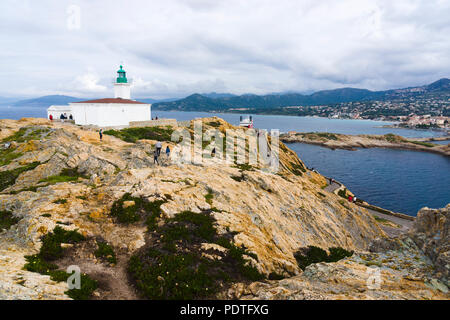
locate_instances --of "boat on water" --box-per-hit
[239,115,254,128]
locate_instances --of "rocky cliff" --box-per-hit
[0,117,447,300]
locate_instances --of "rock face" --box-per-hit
[411,205,450,280]
[0,117,448,300]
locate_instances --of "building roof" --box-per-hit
[72,98,147,104]
[47,105,72,111]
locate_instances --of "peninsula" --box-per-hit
[280,132,450,157]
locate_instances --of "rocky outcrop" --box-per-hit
[410,205,450,280]
[0,117,447,300]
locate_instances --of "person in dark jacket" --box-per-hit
[99,129,103,141]
[166,145,170,157]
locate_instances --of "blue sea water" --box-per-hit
[1,106,448,216]
[288,143,450,216]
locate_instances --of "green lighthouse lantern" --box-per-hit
[116,65,128,83]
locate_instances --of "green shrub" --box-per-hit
[409,140,435,148]
[0,210,20,231]
[337,188,347,199]
[104,126,174,143]
[24,254,58,274]
[128,210,264,299]
[0,161,41,191]
[23,226,97,300]
[290,161,306,176]
[53,199,67,204]
[2,127,50,143]
[39,226,85,260]
[95,241,117,264]
[110,193,167,227]
[204,188,214,205]
[294,246,353,270]
[230,175,244,182]
[0,147,23,166]
[39,168,88,184]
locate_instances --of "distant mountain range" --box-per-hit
[153,78,450,112]
[2,78,449,112]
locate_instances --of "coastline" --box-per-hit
[280,131,450,157]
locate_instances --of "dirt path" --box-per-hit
[56,240,140,300]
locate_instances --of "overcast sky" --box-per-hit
[1,0,449,99]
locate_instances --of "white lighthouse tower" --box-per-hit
[114,65,131,99]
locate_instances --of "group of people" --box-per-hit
[153,141,170,165]
[48,113,73,122]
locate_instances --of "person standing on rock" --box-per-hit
[166,145,170,157]
[99,128,103,141]
[156,141,162,156]
[154,148,159,165]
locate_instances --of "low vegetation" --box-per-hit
[408,140,435,148]
[0,210,20,231]
[0,161,41,192]
[23,226,97,300]
[104,126,174,143]
[294,246,354,271]
[0,147,23,166]
[2,126,50,143]
[128,210,264,299]
[204,187,214,205]
[39,168,88,184]
[289,161,306,176]
[110,193,167,229]
[94,240,117,264]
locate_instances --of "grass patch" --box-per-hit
[315,132,338,140]
[53,199,67,204]
[290,161,306,176]
[0,161,41,191]
[318,192,326,198]
[409,140,435,148]
[95,240,117,264]
[2,127,50,143]
[128,210,264,300]
[39,168,88,184]
[0,147,23,166]
[204,187,214,205]
[0,210,20,231]
[104,126,174,143]
[41,213,51,218]
[294,246,354,271]
[76,195,87,200]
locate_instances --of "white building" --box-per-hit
[47,105,73,120]
[50,65,151,127]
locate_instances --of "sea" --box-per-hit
[1,106,449,216]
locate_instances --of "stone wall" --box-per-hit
[129,119,177,128]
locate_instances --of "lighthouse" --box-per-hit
[66,65,151,127]
[114,65,131,99]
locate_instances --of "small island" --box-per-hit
[280,132,450,157]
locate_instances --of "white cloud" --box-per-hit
[0,0,449,99]
[72,71,108,94]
